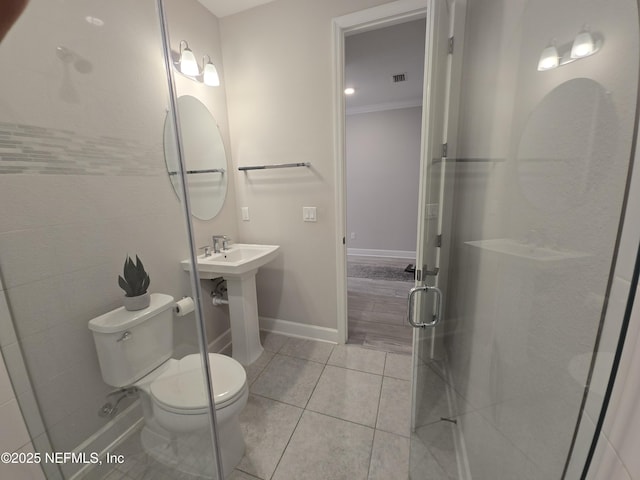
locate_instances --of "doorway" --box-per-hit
[344,18,426,354]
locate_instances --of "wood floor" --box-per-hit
[347,255,415,354]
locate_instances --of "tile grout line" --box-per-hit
[367,352,388,480]
[266,356,330,480]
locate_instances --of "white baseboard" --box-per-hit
[347,248,416,259]
[173,329,232,358]
[68,402,144,480]
[259,317,338,344]
[208,328,232,354]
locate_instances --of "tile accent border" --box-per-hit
[0,121,163,176]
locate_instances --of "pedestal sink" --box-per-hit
[182,244,280,365]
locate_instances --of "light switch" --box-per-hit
[241,207,250,221]
[303,206,317,222]
[426,203,439,219]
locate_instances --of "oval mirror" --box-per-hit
[516,78,616,211]
[164,95,228,220]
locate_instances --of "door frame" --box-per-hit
[332,0,466,344]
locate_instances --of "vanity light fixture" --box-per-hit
[179,40,199,76]
[537,27,601,72]
[537,43,559,71]
[173,41,221,87]
[571,27,597,58]
[344,87,355,95]
[203,56,220,87]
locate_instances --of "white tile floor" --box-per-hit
[88,334,458,480]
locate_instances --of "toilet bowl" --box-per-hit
[88,293,248,477]
[139,353,248,475]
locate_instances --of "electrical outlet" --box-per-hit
[350,232,356,240]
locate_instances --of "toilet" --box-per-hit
[88,293,247,478]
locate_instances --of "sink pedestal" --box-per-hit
[182,243,279,366]
[226,270,264,366]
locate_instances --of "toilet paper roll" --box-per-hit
[175,297,195,317]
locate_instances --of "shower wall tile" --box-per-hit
[616,145,640,284]
[603,282,640,479]
[0,351,14,407]
[0,290,17,347]
[0,121,163,177]
[0,398,31,454]
[587,435,632,480]
[0,442,46,480]
[586,277,634,422]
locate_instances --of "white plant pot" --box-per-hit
[123,292,150,311]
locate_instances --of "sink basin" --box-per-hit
[182,244,280,278]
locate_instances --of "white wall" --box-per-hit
[0,0,235,469]
[346,107,421,254]
[163,0,239,353]
[219,0,393,332]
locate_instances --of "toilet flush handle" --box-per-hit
[117,331,132,342]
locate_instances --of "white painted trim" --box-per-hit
[347,248,416,259]
[333,0,429,348]
[346,98,422,115]
[208,328,232,353]
[334,0,427,32]
[259,317,338,344]
[332,13,348,345]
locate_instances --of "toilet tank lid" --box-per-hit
[88,293,175,334]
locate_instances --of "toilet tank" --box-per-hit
[88,293,175,387]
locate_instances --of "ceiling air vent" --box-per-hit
[392,73,407,83]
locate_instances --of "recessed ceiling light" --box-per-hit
[344,87,355,95]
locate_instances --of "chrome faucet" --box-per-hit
[212,235,231,253]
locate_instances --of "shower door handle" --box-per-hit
[407,285,442,328]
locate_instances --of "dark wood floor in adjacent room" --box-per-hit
[346,255,415,355]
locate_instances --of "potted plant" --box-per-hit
[118,255,151,311]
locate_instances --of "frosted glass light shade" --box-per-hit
[203,62,220,87]
[537,45,559,71]
[180,47,199,76]
[571,31,596,58]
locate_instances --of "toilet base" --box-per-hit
[140,418,245,479]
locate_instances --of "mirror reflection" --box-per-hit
[164,95,228,220]
[516,78,616,211]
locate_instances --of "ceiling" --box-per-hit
[197,0,277,18]
[345,18,426,114]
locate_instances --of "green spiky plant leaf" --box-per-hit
[118,255,150,297]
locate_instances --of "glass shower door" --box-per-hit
[408,0,639,478]
[407,0,453,477]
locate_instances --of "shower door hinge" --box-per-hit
[436,234,442,247]
[448,36,454,54]
[442,143,448,159]
[416,269,422,281]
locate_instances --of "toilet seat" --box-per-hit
[150,353,247,415]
